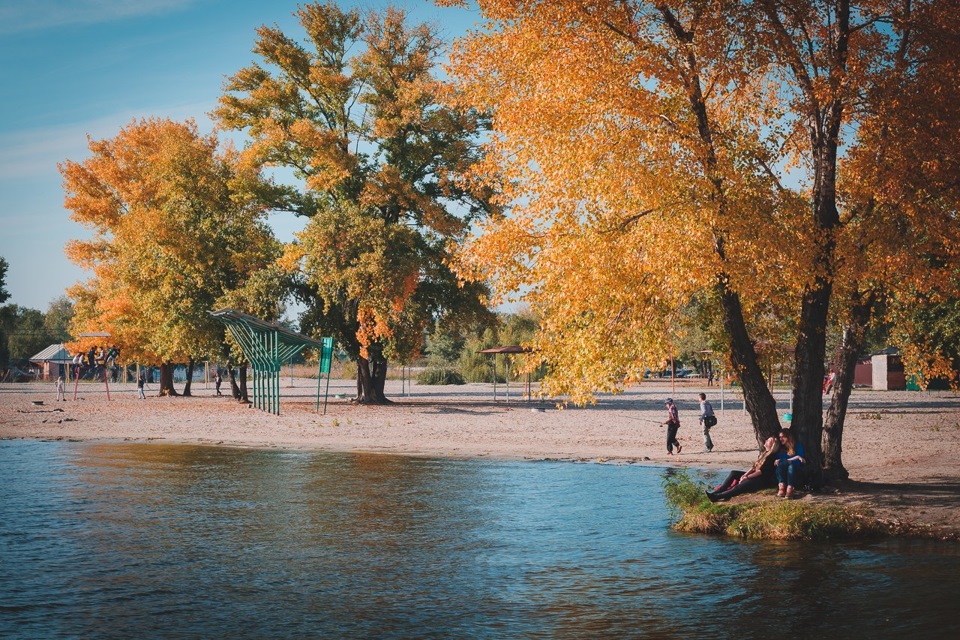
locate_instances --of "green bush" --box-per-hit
[662,470,888,541]
[458,328,500,383]
[416,367,466,385]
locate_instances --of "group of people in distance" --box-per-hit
[71,345,121,381]
[707,428,806,502]
[662,393,717,455]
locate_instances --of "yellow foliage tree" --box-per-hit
[215,3,496,404]
[441,0,960,483]
[61,118,280,396]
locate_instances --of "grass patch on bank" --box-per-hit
[663,470,888,541]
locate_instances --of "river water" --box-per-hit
[2,440,958,638]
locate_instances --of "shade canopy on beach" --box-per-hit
[210,309,333,415]
[477,345,534,402]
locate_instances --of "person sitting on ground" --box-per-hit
[707,436,779,502]
[774,428,806,498]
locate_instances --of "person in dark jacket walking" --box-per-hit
[662,398,682,455]
[698,392,717,452]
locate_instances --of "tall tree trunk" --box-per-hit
[228,364,241,400]
[656,7,779,448]
[238,364,249,403]
[159,361,179,397]
[183,357,195,397]
[791,277,832,489]
[354,343,390,404]
[823,292,875,481]
[717,280,781,446]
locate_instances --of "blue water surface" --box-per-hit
[1,439,958,638]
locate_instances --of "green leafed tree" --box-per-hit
[0,257,9,370]
[0,257,9,306]
[43,296,74,342]
[214,2,496,404]
[0,305,52,361]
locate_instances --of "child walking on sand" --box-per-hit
[56,375,65,402]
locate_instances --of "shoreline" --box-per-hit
[3,378,958,537]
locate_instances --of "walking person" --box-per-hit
[698,392,717,452]
[662,398,682,455]
[215,370,223,396]
[137,373,146,399]
[55,375,65,402]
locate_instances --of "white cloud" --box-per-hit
[0,0,203,34]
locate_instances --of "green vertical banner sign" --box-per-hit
[317,337,334,414]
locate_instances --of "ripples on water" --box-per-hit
[1,440,958,638]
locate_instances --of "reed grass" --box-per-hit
[663,470,896,541]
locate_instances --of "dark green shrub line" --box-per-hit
[416,367,466,385]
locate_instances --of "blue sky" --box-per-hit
[0,0,480,312]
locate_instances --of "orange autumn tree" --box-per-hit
[214,3,496,404]
[62,117,280,396]
[441,1,960,484]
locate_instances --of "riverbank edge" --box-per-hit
[663,470,960,543]
[7,433,958,543]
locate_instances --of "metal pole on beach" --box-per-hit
[720,369,724,414]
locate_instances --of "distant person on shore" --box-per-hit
[137,374,146,400]
[707,370,714,386]
[707,437,780,502]
[55,375,65,402]
[824,370,837,394]
[215,370,223,396]
[662,398,682,455]
[698,392,716,453]
[775,428,806,498]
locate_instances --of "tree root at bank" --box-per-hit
[664,471,958,542]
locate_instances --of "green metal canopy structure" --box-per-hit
[210,309,334,415]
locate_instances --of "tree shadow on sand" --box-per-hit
[833,478,960,526]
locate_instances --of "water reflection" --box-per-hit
[1,440,958,638]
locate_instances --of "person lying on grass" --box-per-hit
[707,437,779,502]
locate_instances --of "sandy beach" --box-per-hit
[3,377,959,536]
